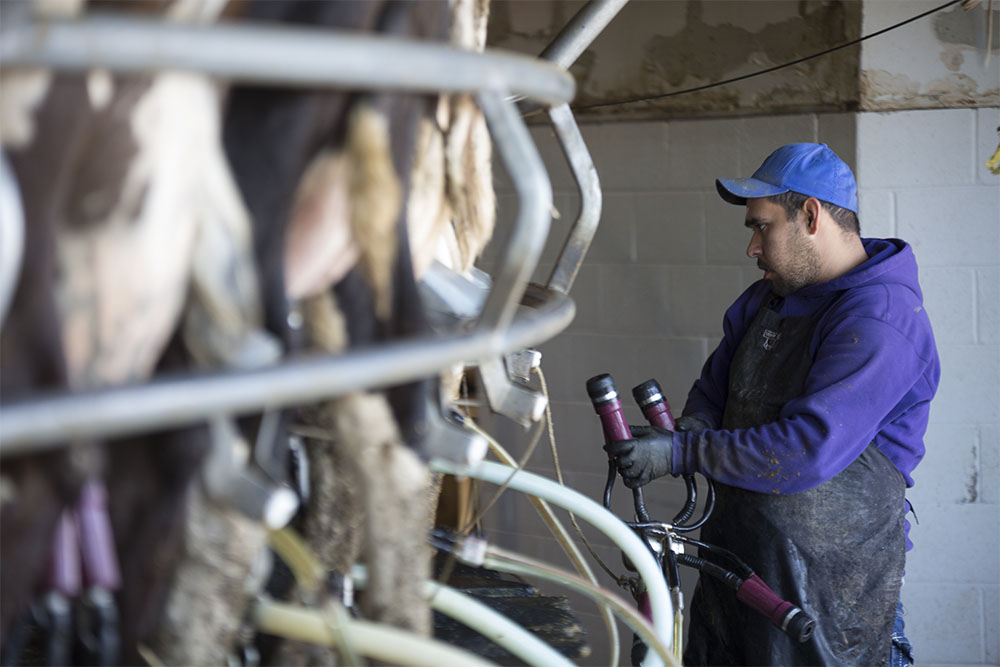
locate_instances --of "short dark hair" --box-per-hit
[767,191,860,235]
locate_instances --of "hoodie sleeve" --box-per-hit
[673,291,936,494]
[682,282,769,429]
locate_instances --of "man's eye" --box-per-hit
[754,224,766,232]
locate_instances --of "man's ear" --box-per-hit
[802,197,822,234]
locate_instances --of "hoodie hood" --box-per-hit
[796,238,921,300]
[759,238,925,321]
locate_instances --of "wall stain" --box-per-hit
[627,0,860,117]
[965,469,978,503]
[643,1,855,89]
[933,4,1000,50]
[861,69,998,110]
[488,0,995,121]
[939,47,965,73]
[962,444,978,504]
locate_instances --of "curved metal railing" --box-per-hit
[0,14,578,453]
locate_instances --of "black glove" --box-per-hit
[674,415,711,433]
[603,425,674,489]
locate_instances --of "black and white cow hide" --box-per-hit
[0,0,498,663]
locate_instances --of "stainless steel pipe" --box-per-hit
[0,16,574,105]
[539,0,630,70]
[0,13,573,453]
[0,288,574,454]
[476,92,553,333]
[546,103,602,295]
[0,150,24,327]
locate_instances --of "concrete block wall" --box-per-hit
[476,108,999,664]
[856,108,1000,667]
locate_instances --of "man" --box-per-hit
[606,143,939,665]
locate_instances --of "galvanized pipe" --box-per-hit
[0,287,574,455]
[539,0,630,70]
[0,150,24,326]
[537,0,620,295]
[476,91,553,334]
[0,16,574,106]
[545,103,602,295]
[0,15,572,453]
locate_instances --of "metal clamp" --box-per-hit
[203,418,299,530]
[422,407,488,466]
[478,357,547,427]
[505,349,542,383]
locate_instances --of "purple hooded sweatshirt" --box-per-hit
[672,238,940,524]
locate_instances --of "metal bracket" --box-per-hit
[419,260,490,331]
[478,357,547,427]
[203,418,299,530]
[505,348,542,383]
[421,405,488,466]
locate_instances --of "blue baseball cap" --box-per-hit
[716,143,858,214]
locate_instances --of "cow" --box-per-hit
[0,0,498,663]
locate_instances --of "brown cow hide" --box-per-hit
[1,2,275,660]
[3,0,499,659]
[298,292,433,636]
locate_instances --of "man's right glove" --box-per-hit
[603,425,675,489]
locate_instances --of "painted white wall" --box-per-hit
[856,107,1000,667]
[856,0,1000,662]
[859,0,999,110]
[480,107,998,665]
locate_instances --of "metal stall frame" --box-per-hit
[544,0,628,295]
[0,150,24,326]
[0,15,574,453]
[475,0,626,424]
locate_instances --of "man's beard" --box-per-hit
[765,229,821,296]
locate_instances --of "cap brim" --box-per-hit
[716,178,789,206]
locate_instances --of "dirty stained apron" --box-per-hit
[683,295,906,666]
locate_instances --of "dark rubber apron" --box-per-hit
[683,295,906,666]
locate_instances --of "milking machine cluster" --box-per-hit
[586,373,815,663]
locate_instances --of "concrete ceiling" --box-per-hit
[486,0,999,121]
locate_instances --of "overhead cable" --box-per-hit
[574,0,964,111]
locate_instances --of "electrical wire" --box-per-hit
[459,411,547,535]
[573,0,964,111]
[436,402,546,591]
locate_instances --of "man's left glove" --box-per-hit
[603,425,674,489]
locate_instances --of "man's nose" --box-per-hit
[747,232,762,258]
